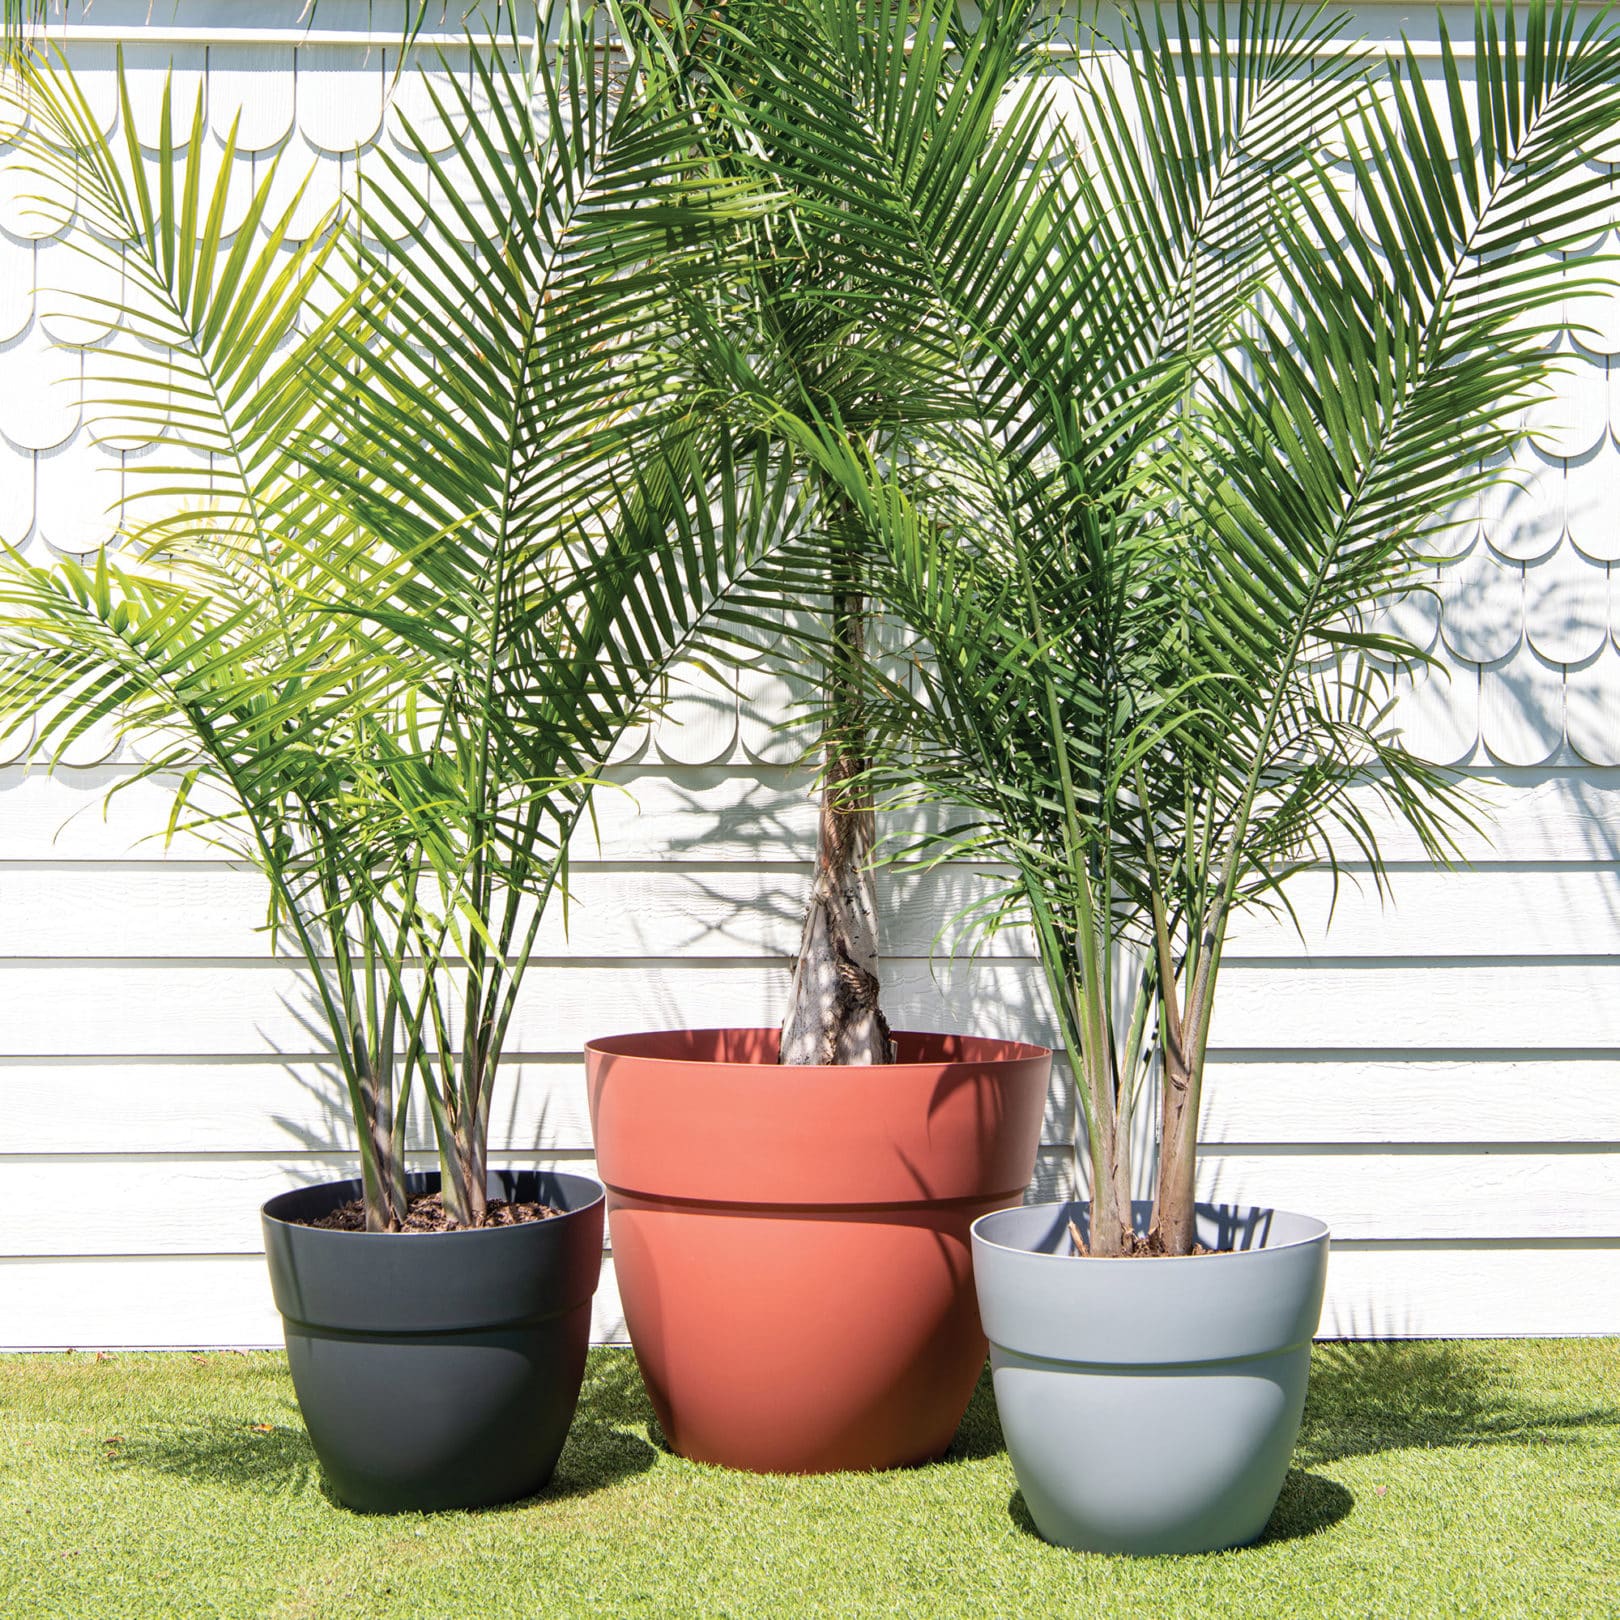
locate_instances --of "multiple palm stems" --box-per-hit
[2,0,1618,1251]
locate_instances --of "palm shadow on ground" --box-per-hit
[117,1352,657,1511]
[1299,1341,1620,1468]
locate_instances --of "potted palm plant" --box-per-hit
[581,0,1057,1475]
[719,0,1620,1552]
[0,10,767,1511]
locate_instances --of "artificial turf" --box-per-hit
[2,1340,1616,1619]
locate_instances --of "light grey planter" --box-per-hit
[972,1200,1329,1556]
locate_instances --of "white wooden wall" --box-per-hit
[1,1,1618,1347]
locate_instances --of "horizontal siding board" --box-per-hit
[1209,964,1620,1050]
[9,863,1620,961]
[0,1059,595,1156]
[0,960,1057,1057]
[1317,1245,1620,1337]
[0,865,1017,963]
[3,1246,1617,1347]
[3,1054,1617,1157]
[11,765,1620,865]
[1198,1056,1620,1144]
[11,958,1620,1056]
[5,1147,1617,1257]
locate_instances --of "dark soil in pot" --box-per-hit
[261,1168,604,1513]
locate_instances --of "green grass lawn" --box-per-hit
[2,1340,1617,1619]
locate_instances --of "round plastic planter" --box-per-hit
[972,1200,1329,1555]
[585,1028,1051,1473]
[261,1168,605,1513]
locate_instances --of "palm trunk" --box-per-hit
[779,574,895,1067]
[1150,1040,1198,1254]
[359,1064,409,1232]
[442,1046,490,1228]
[1150,910,1221,1255]
[1085,1108,1135,1254]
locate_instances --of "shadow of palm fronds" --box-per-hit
[114,1417,322,1498]
[1300,1341,1620,1467]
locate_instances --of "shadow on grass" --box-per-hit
[549,1351,659,1497]
[1005,1471,1353,1550]
[942,1366,1003,1463]
[115,1418,323,1499]
[118,1352,660,1510]
[1299,1342,1620,1467]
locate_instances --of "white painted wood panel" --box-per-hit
[12,765,1620,864]
[0,1059,594,1155]
[11,862,1620,960]
[0,1254,630,1349]
[2,1053,1616,1158]
[4,1147,1616,1257]
[2,4,1620,1345]
[13,957,1620,1059]
[1317,1245,1620,1338]
[1197,1057,1620,1144]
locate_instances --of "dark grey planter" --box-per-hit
[261,1169,605,1514]
[971,1200,1329,1555]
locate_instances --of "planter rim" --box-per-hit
[584,1026,1052,1072]
[262,1168,607,1337]
[586,1028,1053,1207]
[971,1200,1330,1263]
[261,1167,605,1245]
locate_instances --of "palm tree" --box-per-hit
[0,6,777,1228]
[673,0,1620,1251]
[629,0,1060,1065]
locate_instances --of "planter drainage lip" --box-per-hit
[585,1026,1052,1071]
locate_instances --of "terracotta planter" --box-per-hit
[584,1027,1051,1473]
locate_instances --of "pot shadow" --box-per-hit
[940,1365,1004,1463]
[1298,1341,1620,1467]
[1004,1470,1354,1551]
[113,1417,326,1500]
[546,1350,661,1496]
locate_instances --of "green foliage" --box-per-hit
[0,7,780,1226]
[666,0,1620,1248]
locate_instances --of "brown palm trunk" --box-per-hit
[1149,1042,1198,1254]
[779,576,895,1067]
